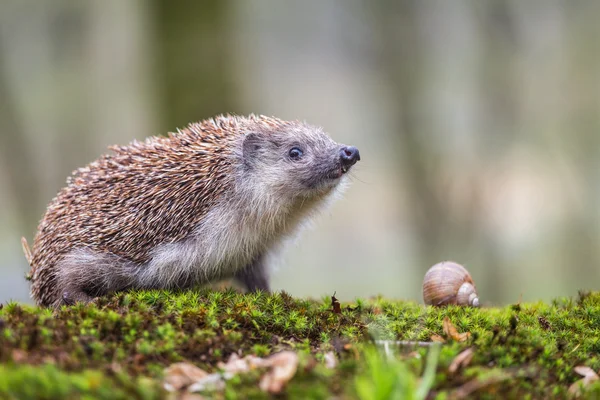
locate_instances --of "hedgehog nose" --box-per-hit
[340,146,360,168]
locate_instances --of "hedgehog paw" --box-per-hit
[62,289,94,306]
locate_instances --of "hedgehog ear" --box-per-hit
[242,133,261,165]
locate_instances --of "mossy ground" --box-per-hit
[1,290,600,399]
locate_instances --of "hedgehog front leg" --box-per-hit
[235,255,270,292]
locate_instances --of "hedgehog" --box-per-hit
[22,114,360,307]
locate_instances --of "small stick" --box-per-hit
[374,340,438,348]
[21,237,33,266]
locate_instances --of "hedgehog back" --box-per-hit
[29,117,246,304]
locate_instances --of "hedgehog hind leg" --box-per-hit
[54,250,103,306]
[234,254,271,292]
[61,287,94,306]
[55,248,135,306]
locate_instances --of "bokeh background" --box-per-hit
[1,0,599,305]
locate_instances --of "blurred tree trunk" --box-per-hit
[152,0,238,131]
[508,0,600,288]
[370,1,515,302]
[0,0,156,236]
[0,61,42,232]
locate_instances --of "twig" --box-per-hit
[449,366,538,399]
[21,237,32,265]
[374,340,438,348]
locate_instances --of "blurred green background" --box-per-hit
[1,0,599,305]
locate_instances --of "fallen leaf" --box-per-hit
[450,370,511,399]
[331,292,342,314]
[109,362,123,374]
[56,351,72,365]
[11,349,27,363]
[443,317,471,342]
[448,348,474,374]
[450,366,537,399]
[165,352,300,395]
[442,317,457,337]
[568,366,599,397]
[178,394,205,400]
[164,362,209,391]
[456,332,471,342]
[187,373,226,393]
[217,353,265,375]
[574,366,598,378]
[133,353,145,365]
[324,351,337,369]
[259,351,299,394]
[41,355,56,365]
[331,337,349,354]
[430,334,446,343]
[342,342,360,360]
[303,356,318,373]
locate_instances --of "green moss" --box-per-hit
[0,289,599,398]
[0,363,161,400]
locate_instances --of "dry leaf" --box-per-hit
[568,366,599,397]
[187,374,226,392]
[259,351,299,394]
[164,362,209,391]
[164,352,300,395]
[443,317,471,342]
[456,332,471,342]
[574,366,599,378]
[109,362,123,374]
[450,370,511,399]
[431,334,446,343]
[324,351,337,369]
[448,348,474,374]
[442,317,457,337]
[41,355,56,365]
[450,366,537,399]
[11,349,27,363]
[331,292,342,314]
[217,353,265,375]
[177,394,205,400]
[342,343,360,360]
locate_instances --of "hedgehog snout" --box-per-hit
[340,146,360,173]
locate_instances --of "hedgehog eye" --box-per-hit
[288,147,303,160]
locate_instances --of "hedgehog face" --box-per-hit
[242,124,360,200]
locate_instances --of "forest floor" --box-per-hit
[1,289,599,399]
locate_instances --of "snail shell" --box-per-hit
[422,261,479,307]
